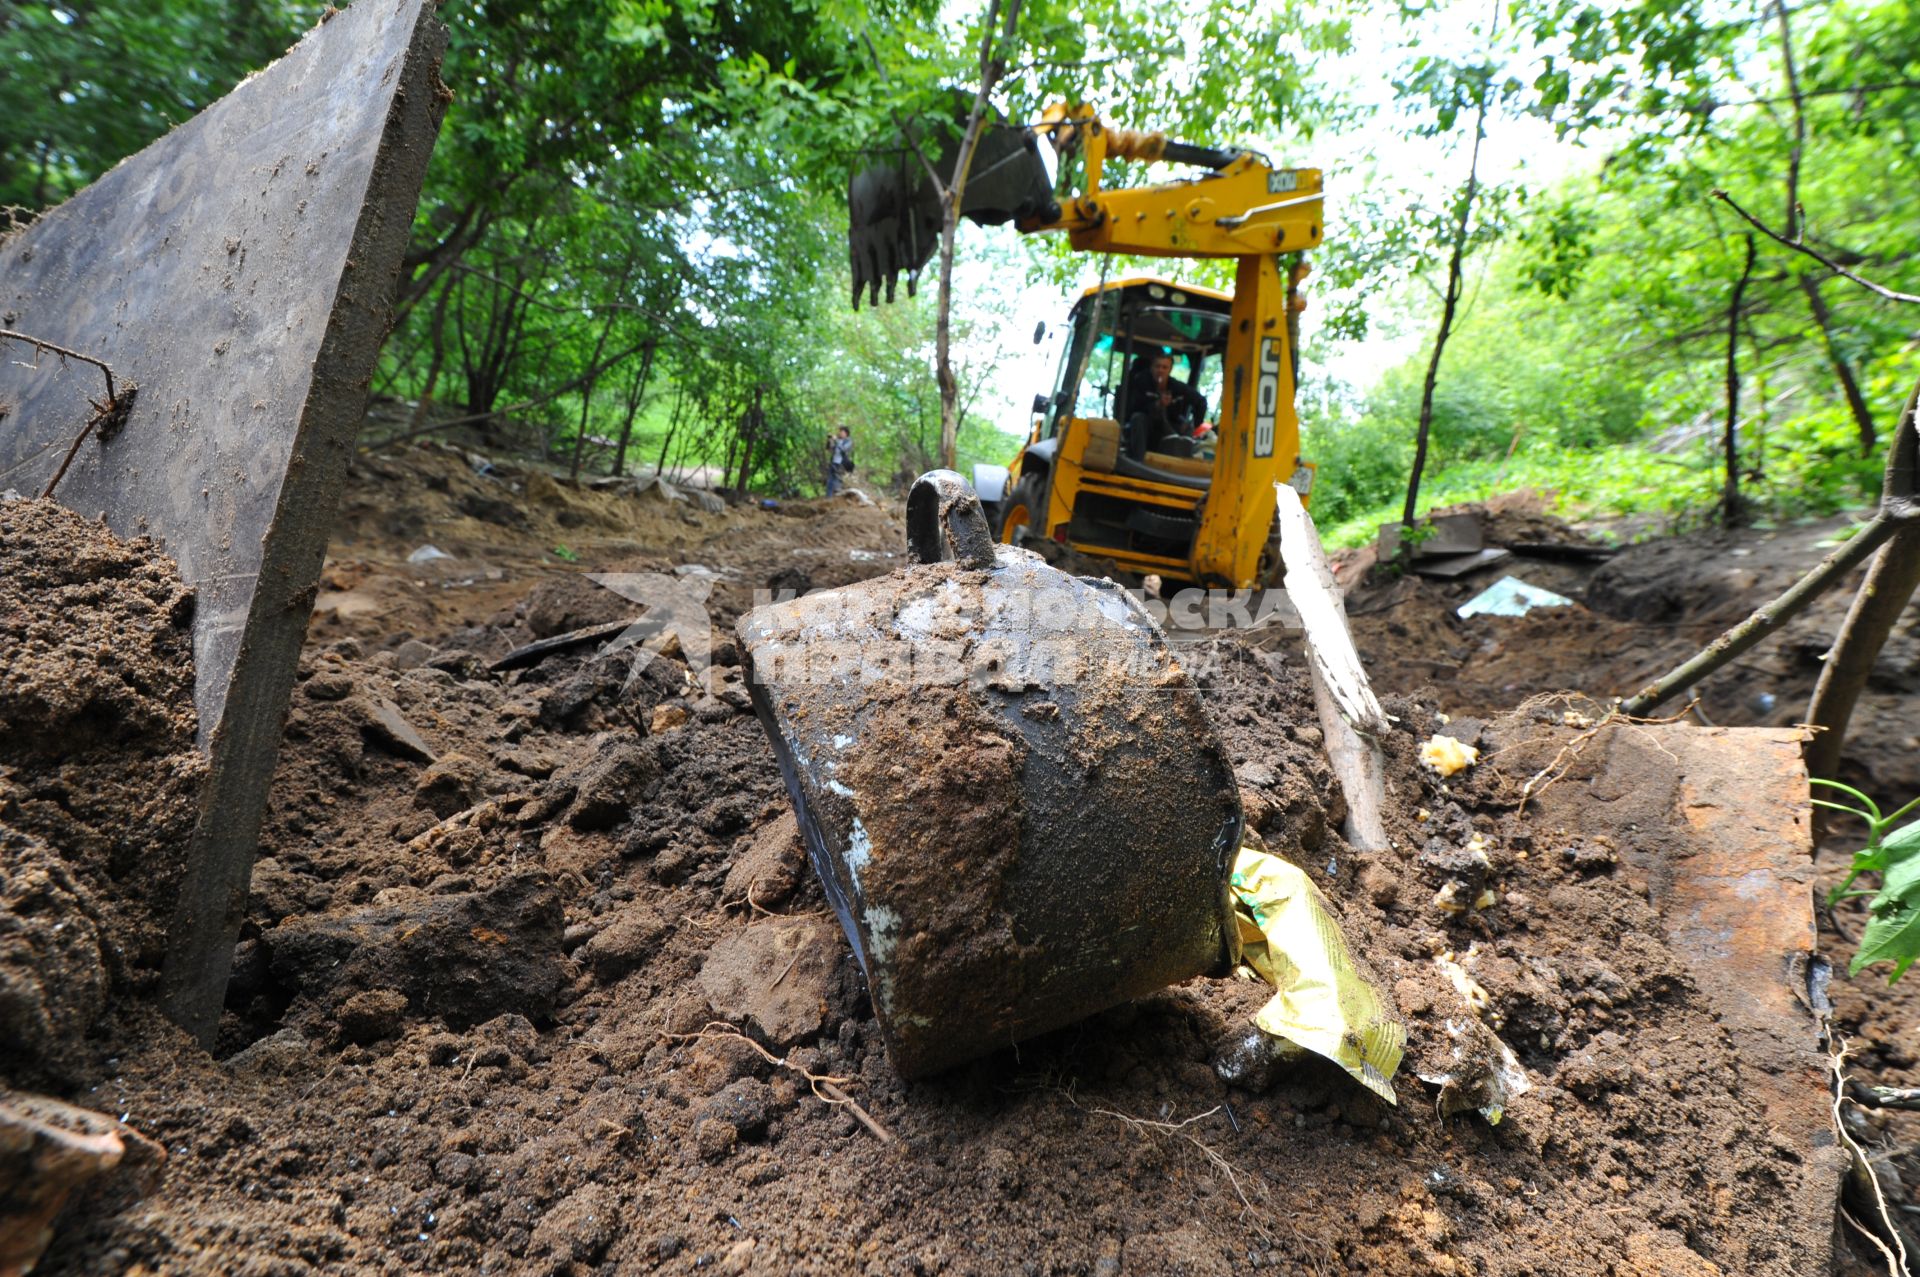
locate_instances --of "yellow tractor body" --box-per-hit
[849,106,1323,588]
[998,267,1314,589]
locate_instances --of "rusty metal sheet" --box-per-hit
[1534,723,1843,1263]
[0,0,449,1040]
[1657,727,1830,1130]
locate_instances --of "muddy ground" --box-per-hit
[1337,494,1920,801]
[0,499,205,1088]
[8,447,1920,1275]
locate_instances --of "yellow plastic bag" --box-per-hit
[1420,734,1479,777]
[1230,845,1406,1104]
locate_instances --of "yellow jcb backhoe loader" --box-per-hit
[848,102,1323,589]
[735,101,1332,1078]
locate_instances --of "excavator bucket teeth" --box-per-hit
[847,153,941,309]
[847,101,1055,309]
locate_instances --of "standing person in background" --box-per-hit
[826,426,854,495]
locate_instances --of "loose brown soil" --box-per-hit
[0,498,204,1089]
[8,456,1919,1275]
[1339,502,1920,799]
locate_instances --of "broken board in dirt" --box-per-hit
[1525,721,1843,1263]
[0,0,449,1042]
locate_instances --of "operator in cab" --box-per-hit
[1124,348,1207,461]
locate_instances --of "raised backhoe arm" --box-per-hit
[1017,104,1324,260]
[848,103,1325,588]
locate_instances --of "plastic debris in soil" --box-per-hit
[1229,843,1405,1103]
[1456,574,1575,619]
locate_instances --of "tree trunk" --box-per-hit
[734,387,764,499]
[668,427,695,485]
[654,423,678,478]
[460,279,523,420]
[612,339,656,477]
[1799,274,1877,455]
[934,217,964,470]
[1804,382,1920,783]
[567,373,596,480]
[934,0,1023,470]
[398,200,490,313]
[1402,90,1488,533]
[1722,233,1756,529]
[1774,0,1805,243]
[655,387,684,478]
[568,311,619,481]
[408,278,454,433]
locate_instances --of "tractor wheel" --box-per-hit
[998,473,1046,544]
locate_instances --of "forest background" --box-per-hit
[3,0,1915,545]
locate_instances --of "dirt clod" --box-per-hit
[414,751,487,818]
[336,987,409,1044]
[578,903,673,980]
[264,870,566,1030]
[696,917,842,1047]
[722,812,805,910]
[561,739,660,831]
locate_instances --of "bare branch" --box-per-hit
[1689,78,1920,111]
[934,0,1025,469]
[1403,82,1490,530]
[1,329,139,500]
[38,386,139,501]
[1713,191,1920,304]
[1,328,119,402]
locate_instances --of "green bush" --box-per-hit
[1309,435,1727,549]
[1750,405,1891,518]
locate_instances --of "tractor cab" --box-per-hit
[859,103,1321,592]
[996,276,1290,585]
[1041,277,1232,488]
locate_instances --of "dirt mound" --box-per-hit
[0,498,205,1085]
[31,609,1839,1274]
[309,444,904,657]
[1429,490,1611,551]
[15,448,1889,1273]
[1342,512,1920,799]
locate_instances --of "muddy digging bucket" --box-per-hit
[737,470,1244,1078]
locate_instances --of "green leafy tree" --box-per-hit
[1820,781,1920,982]
[0,0,318,207]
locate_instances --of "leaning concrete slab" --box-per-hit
[0,0,449,1042]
